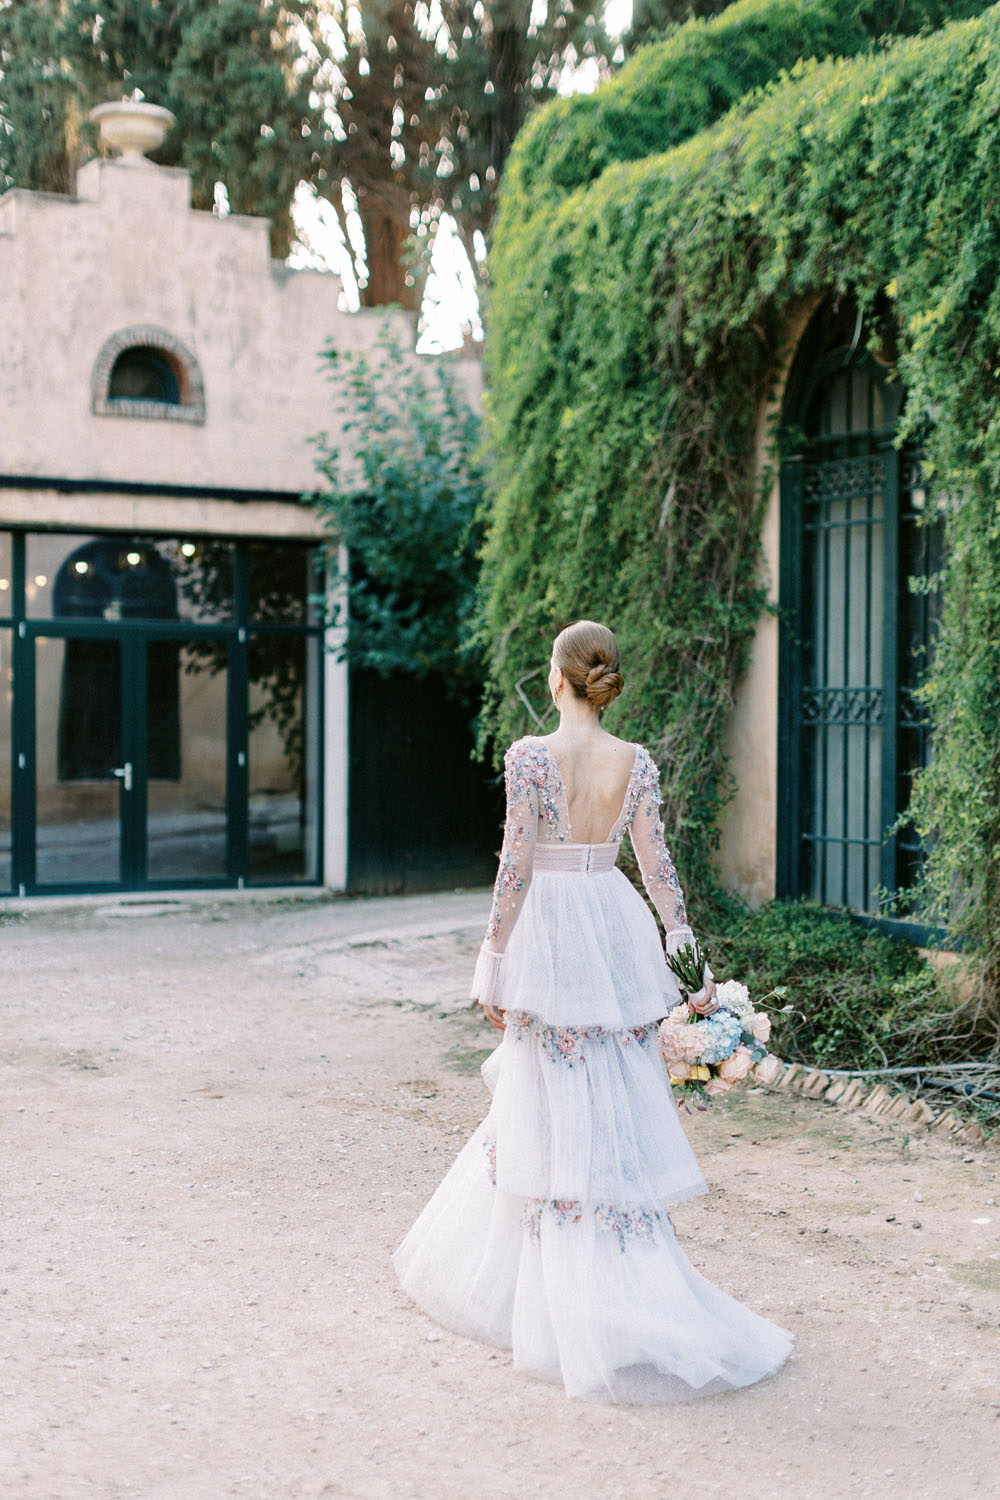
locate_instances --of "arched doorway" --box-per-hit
[777,303,942,919]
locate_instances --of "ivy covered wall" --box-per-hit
[478,1,1000,1003]
[502,0,993,211]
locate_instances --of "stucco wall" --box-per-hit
[0,158,414,500]
[716,300,820,905]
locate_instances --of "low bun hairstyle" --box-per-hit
[553,620,624,710]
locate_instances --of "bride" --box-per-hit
[393,620,792,1402]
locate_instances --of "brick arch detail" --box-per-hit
[92,325,206,423]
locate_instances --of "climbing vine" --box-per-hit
[478,1,1000,1018]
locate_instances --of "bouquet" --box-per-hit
[659,940,787,1103]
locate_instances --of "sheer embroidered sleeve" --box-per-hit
[628,747,696,958]
[471,740,539,1008]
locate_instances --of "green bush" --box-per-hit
[705,898,944,1070]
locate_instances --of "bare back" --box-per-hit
[539,731,637,844]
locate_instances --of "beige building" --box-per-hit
[0,103,413,896]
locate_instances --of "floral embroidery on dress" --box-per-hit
[482,743,543,949]
[631,747,689,928]
[521,1196,668,1250]
[521,1197,583,1240]
[509,738,567,842]
[479,736,692,983]
[484,822,532,942]
[594,1203,665,1253]
[483,1134,497,1187]
[505,1012,659,1067]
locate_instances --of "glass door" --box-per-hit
[144,635,231,883]
[31,629,126,887]
[11,531,323,895]
[27,627,231,891]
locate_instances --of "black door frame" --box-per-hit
[16,618,241,894]
[5,529,323,896]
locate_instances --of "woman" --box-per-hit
[393,620,792,1402]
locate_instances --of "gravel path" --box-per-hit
[1,890,997,1500]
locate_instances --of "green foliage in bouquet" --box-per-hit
[704,898,945,1071]
[665,940,709,999]
[478,1,1000,1016]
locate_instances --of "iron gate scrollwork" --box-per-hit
[778,306,941,921]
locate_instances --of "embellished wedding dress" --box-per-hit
[392,736,792,1403]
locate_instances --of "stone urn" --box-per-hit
[89,101,176,165]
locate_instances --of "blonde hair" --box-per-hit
[553,620,624,710]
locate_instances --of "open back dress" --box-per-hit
[392,736,792,1403]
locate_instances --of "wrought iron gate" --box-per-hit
[778,335,941,921]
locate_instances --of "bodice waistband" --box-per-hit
[534,842,618,876]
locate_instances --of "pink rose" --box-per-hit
[753,1054,783,1086]
[669,1002,691,1025]
[669,1059,692,1080]
[703,1077,733,1098]
[658,1023,688,1065]
[717,1045,754,1082]
[681,1028,708,1062]
[752,1012,772,1043]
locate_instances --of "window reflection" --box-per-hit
[54,538,178,620]
[146,642,227,880]
[249,542,322,623]
[248,634,319,880]
[28,535,235,622]
[36,636,122,885]
[52,540,180,780]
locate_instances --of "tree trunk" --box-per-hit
[357,201,416,309]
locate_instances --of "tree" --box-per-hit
[0,1,76,195]
[0,0,334,256]
[329,0,612,306]
[310,323,485,697]
[1,0,610,300]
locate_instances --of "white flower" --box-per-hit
[751,1011,772,1043]
[715,979,753,1022]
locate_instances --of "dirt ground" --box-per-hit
[1,888,998,1500]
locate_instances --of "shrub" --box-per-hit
[704,897,945,1070]
[311,326,485,701]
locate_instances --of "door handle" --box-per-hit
[112,762,133,792]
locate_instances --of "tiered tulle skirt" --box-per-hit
[393,864,793,1403]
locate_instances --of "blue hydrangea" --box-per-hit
[695,1009,743,1065]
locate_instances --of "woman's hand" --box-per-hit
[481,1000,507,1031]
[688,968,718,1016]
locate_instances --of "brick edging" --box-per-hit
[760,1060,995,1150]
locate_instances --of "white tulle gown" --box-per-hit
[393,736,792,1403]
